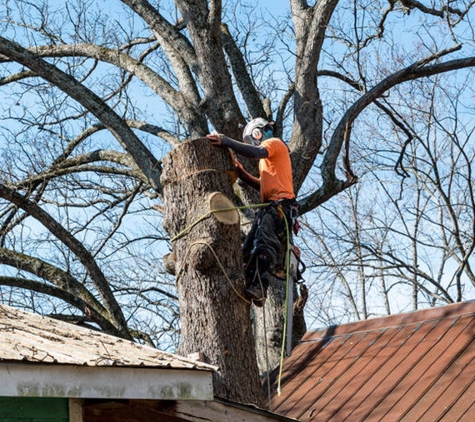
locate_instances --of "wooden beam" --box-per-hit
[82,399,299,422]
[69,399,84,422]
[152,398,300,422]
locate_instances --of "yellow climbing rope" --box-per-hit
[182,240,252,305]
[170,203,269,243]
[277,209,292,396]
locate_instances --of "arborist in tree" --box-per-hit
[207,118,299,306]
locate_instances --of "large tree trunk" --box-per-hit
[161,138,263,406]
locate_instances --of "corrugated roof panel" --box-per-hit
[274,333,367,418]
[399,315,473,420]
[297,329,389,420]
[446,379,475,422]
[306,321,438,421]
[309,327,407,421]
[367,315,474,421]
[271,336,343,413]
[419,353,475,422]
[270,301,475,422]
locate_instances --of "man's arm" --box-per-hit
[234,159,261,191]
[207,133,268,159]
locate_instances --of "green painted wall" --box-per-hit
[0,397,69,422]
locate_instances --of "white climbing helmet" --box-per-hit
[242,118,274,146]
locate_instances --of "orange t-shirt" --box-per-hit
[259,138,295,202]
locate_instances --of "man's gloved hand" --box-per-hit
[206,132,268,159]
[206,131,223,146]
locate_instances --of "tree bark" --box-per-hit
[161,138,263,406]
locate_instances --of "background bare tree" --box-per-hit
[303,70,475,326]
[0,0,475,404]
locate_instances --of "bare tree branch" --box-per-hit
[0,36,163,195]
[0,182,131,339]
[0,274,118,333]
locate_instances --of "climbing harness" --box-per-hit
[242,200,306,397]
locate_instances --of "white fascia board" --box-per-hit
[0,363,213,400]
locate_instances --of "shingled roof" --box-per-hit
[0,304,215,370]
[0,304,216,402]
[270,300,475,421]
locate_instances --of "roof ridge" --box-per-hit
[302,300,475,341]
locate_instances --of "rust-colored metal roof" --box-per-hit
[0,304,216,371]
[270,301,475,421]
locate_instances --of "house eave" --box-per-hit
[0,362,213,401]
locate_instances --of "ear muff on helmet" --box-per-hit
[252,128,262,140]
